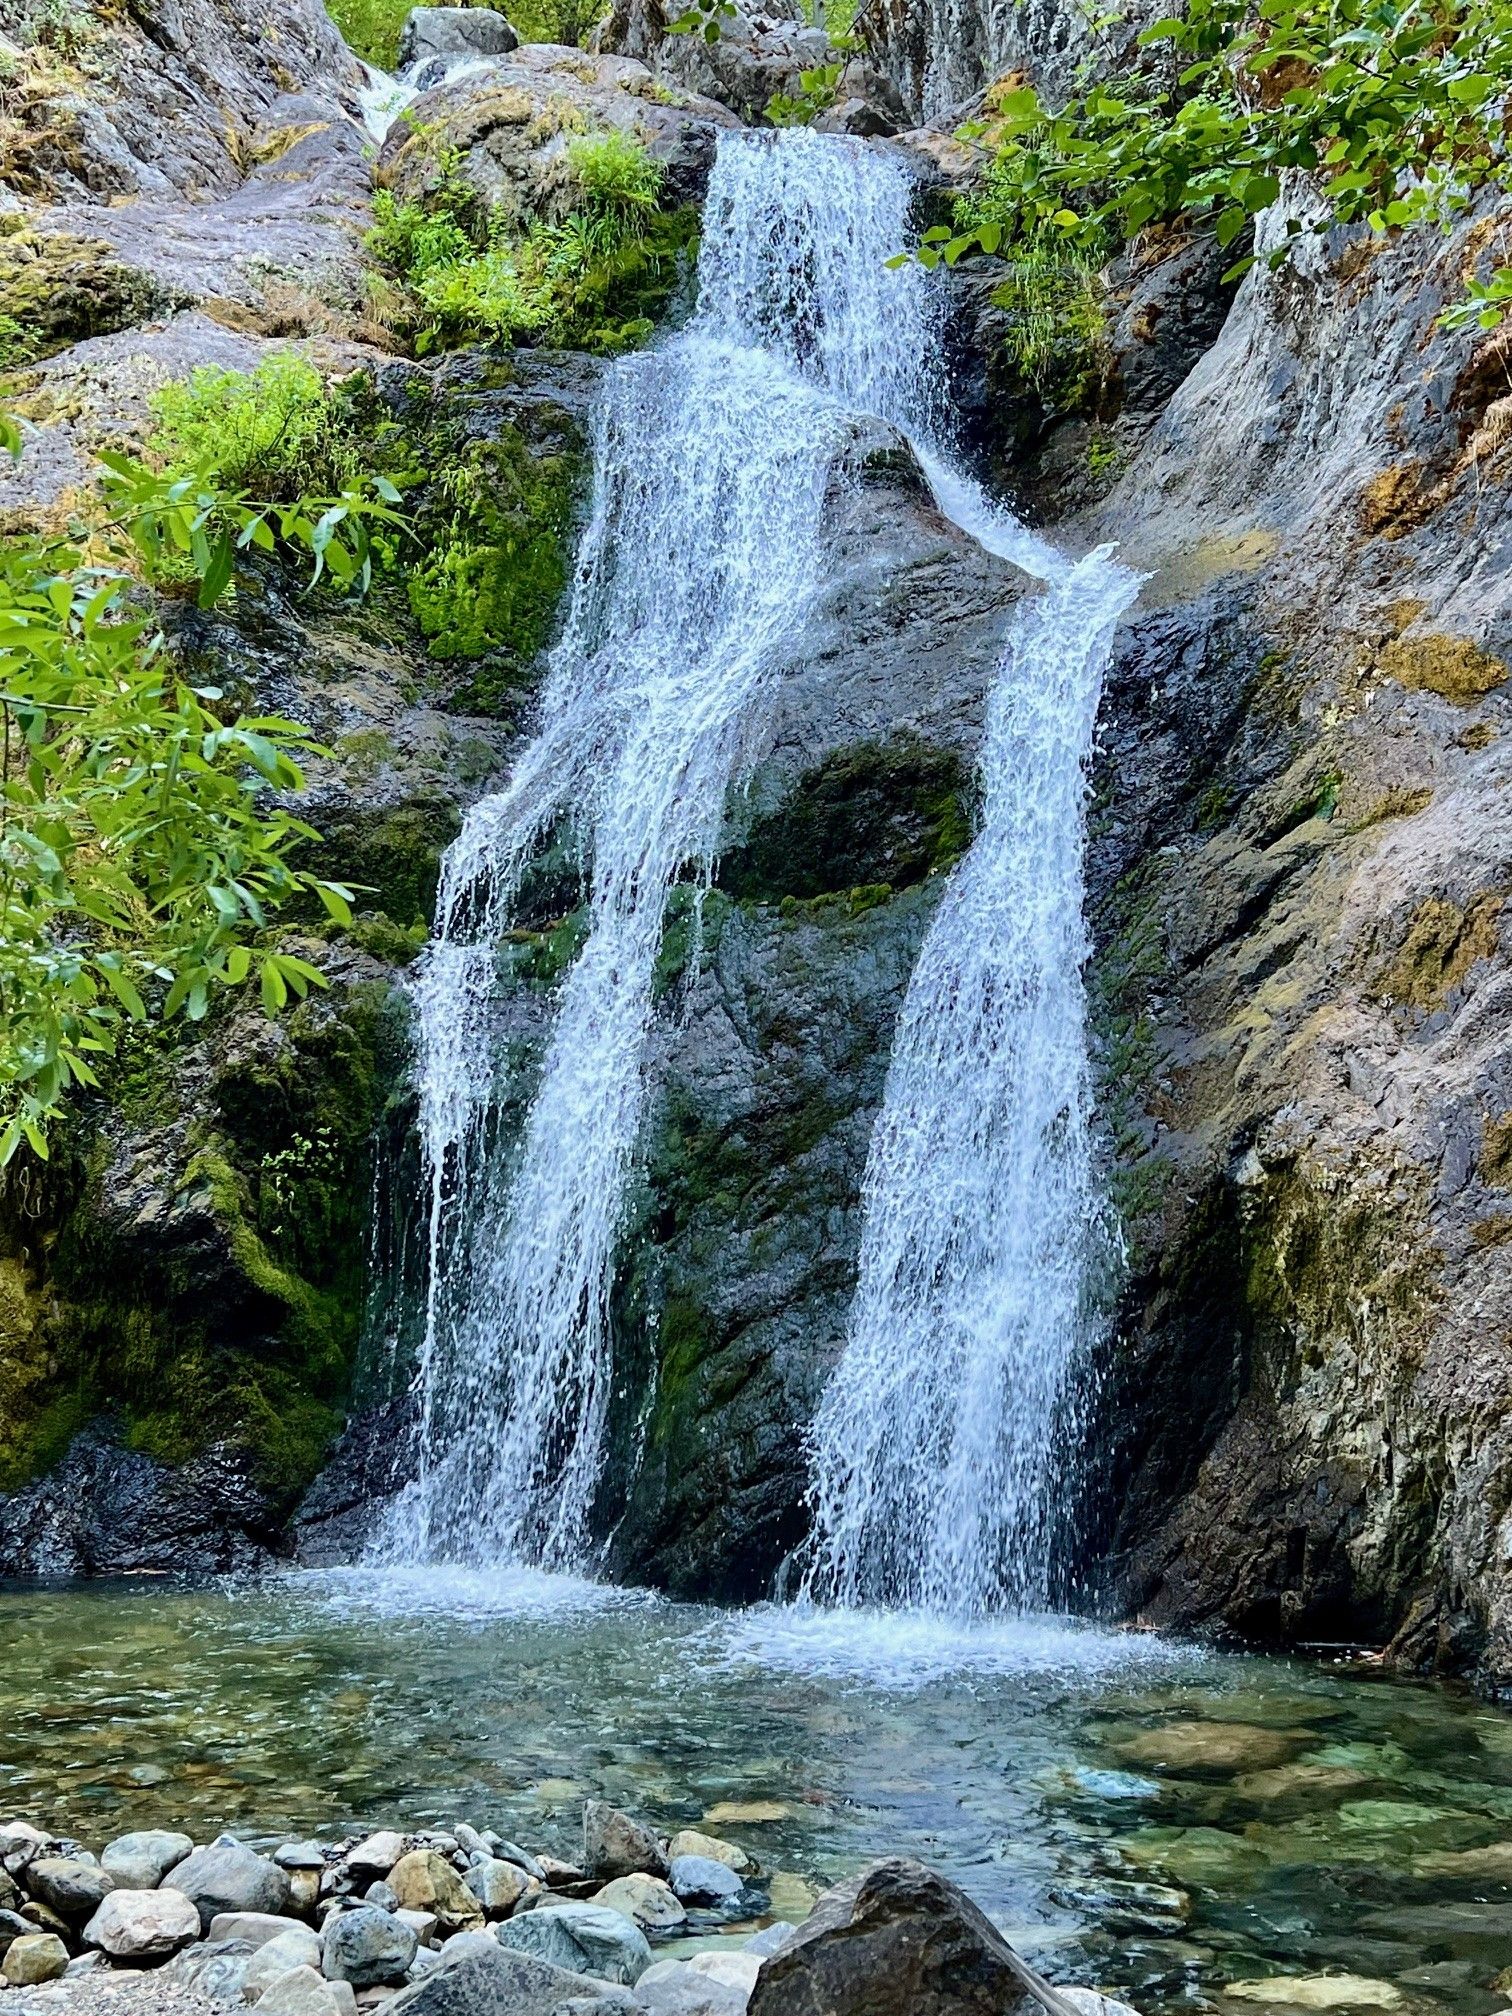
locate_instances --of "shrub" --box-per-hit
[147,353,365,499]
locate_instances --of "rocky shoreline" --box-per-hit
[0,1808,1128,2016]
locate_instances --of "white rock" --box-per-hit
[395,1909,439,1946]
[256,1962,350,2016]
[346,1833,407,1878]
[83,1886,201,1960]
[210,1911,317,1949]
[101,1830,194,1891]
[687,1950,761,1996]
[244,1925,324,1999]
[593,1872,686,1932]
[634,1957,748,2016]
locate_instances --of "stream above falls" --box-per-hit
[6,1576,1512,2015]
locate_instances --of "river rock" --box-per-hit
[1113,1723,1306,1775]
[747,1857,1069,2016]
[259,1963,353,2016]
[101,1829,194,1890]
[665,1833,750,1876]
[162,1935,257,1999]
[24,1856,113,1922]
[366,1880,401,1911]
[389,1852,485,1936]
[2,1932,69,1986]
[584,1803,669,1883]
[668,1856,743,1905]
[209,1909,312,1947]
[397,1908,440,1945]
[348,1833,408,1879]
[323,1904,419,1986]
[0,1908,33,1957]
[82,1886,201,1960]
[276,1842,328,1872]
[495,1899,652,1984]
[391,1939,638,2012]
[466,1856,533,1916]
[593,1873,686,1931]
[245,1925,326,1997]
[399,5,520,73]
[744,1924,795,1958]
[176,1844,291,1932]
[634,1958,748,2016]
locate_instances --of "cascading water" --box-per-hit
[378,130,936,1570]
[800,549,1140,1619]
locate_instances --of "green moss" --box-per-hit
[500,906,592,988]
[0,232,164,362]
[721,738,974,902]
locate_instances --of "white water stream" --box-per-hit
[378,128,1137,1620]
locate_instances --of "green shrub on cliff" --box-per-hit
[147,353,368,500]
[929,0,1512,327]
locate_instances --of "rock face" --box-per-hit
[747,1857,1055,2016]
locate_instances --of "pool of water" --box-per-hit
[5,1570,1512,2011]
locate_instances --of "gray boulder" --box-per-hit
[583,1803,669,1883]
[634,1958,749,2016]
[82,1886,201,1960]
[748,1857,1067,2016]
[259,1963,355,2016]
[161,1935,258,2000]
[391,1939,638,2013]
[276,1841,328,1872]
[323,1904,419,1986]
[245,1926,325,1999]
[495,1901,652,1985]
[399,5,520,72]
[667,1856,743,1905]
[207,1909,310,1947]
[24,1856,113,1922]
[467,1855,533,1915]
[174,1843,291,1932]
[100,1829,193,1891]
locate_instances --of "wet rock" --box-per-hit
[495,1899,653,1984]
[23,1857,113,1923]
[584,1804,670,1883]
[388,1852,485,1936]
[399,5,521,72]
[2,1932,70,1986]
[82,1886,201,1960]
[100,1829,194,1891]
[207,1909,311,1947]
[1225,1980,1403,2010]
[747,1856,1063,2016]
[390,1938,639,2011]
[593,1873,686,1931]
[667,1856,744,1905]
[246,1926,327,1998]
[665,1833,750,1876]
[1113,1723,1306,1775]
[323,1905,419,1986]
[465,1856,533,1916]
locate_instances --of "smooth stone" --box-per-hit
[82,1885,201,1959]
[465,1857,532,1916]
[666,1834,750,1877]
[686,1952,761,1995]
[1113,1723,1306,1775]
[348,1834,407,1878]
[743,1924,795,1959]
[0,1909,33,1957]
[1234,1762,1372,1802]
[388,1853,484,1936]
[177,1844,292,1932]
[1226,1980,1405,2010]
[2,1932,70,1985]
[700,1804,791,1829]
[366,1881,401,1912]
[163,1935,258,1999]
[536,1856,585,1888]
[292,1869,323,1914]
[396,1910,439,1946]
[494,1844,547,1883]
[246,1926,325,1998]
[260,1961,352,2016]
[25,1856,113,1922]
[495,1899,652,1984]
[20,1898,71,1939]
[277,1842,330,1872]
[101,1829,194,1891]
[453,1826,488,1859]
[594,1873,686,1932]
[390,1940,637,2013]
[583,1802,669,1883]
[634,1958,747,2016]
[210,1910,315,1948]
[1413,1840,1512,1878]
[323,1906,419,1987]
[65,1951,108,1975]
[668,1857,743,1906]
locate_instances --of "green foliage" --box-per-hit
[146,353,370,500]
[665,0,738,42]
[322,0,411,67]
[367,131,692,354]
[0,313,40,370]
[767,62,843,125]
[924,0,1512,327]
[983,239,1110,405]
[0,446,402,1164]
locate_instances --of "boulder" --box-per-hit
[276,1841,329,1872]
[583,1802,669,1882]
[347,1832,408,1878]
[2,1932,69,1985]
[668,1856,744,1905]
[397,1908,440,1945]
[174,1843,291,1932]
[322,1904,419,1986]
[245,1925,326,1998]
[259,1963,353,2016]
[466,1855,534,1915]
[378,46,739,233]
[82,1886,201,1960]
[161,1934,258,2000]
[24,1856,113,1922]
[389,1851,485,1936]
[495,1900,652,1984]
[747,1858,1068,2016]
[399,5,520,76]
[666,1833,750,1876]
[0,1908,33,1957]
[390,1939,639,2013]
[100,1829,194,1891]
[635,1957,750,2015]
[686,1951,762,1995]
[744,1923,795,1958]
[366,1880,401,1911]
[208,1910,312,1947]
[593,1873,686,1931]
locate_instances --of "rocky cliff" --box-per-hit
[0,0,1509,1693]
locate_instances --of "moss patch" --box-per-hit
[1380,633,1507,705]
[1375,892,1503,1011]
[0,232,169,362]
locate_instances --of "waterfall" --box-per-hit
[800,550,1140,1618]
[378,130,934,1570]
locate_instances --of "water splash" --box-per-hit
[378,131,934,1570]
[800,550,1141,1617]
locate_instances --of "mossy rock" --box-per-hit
[1379,633,1507,705]
[0,233,173,362]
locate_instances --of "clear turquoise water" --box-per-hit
[4,1569,1512,2012]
